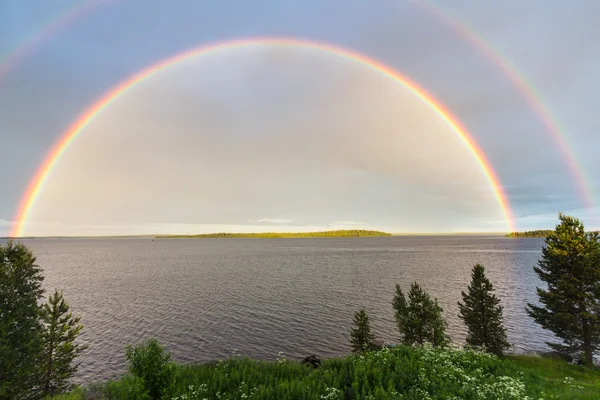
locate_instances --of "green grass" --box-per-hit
[505,355,600,398]
[156,229,392,239]
[50,346,599,400]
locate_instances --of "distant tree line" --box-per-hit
[351,213,600,367]
[506,229,600,238]
[157,229,392,239]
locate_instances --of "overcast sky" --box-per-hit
[1,0,599,236]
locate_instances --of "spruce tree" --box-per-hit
[458,264,510,356]
[527,213,600,366]
[393,282,449,347]
[41,290,88,396]
[0,241,45,399]
[349,308,376,353]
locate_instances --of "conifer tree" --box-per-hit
[40,289,88,396]
[527,213,600,366]
[458,264,510,356]
[0,241,45,399]
[349,308,376,353]
[393,282,449,347]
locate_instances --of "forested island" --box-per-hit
[156,229,392,239]
[505,230,554,238]
[506,229,600,238]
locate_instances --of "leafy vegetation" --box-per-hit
[459,264,510,356]
[125,338,178,399]
[156,230,392,239]
[49,346,600,400]
[527,213,600,366]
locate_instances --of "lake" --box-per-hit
[20,236,550,384]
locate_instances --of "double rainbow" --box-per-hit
[1,1,594,218]
[10,37,515,236]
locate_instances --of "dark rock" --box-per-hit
[301,354,321,368]
[370,339,386,351]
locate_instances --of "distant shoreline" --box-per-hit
[155,229,392,239]
[1,231,513,240]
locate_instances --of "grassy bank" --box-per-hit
[156,229,392,239]
[51,346,598,400]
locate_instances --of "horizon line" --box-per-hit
[2,231,515,239]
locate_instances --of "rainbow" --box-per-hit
[10,37,515,236]
[0,0,114,83]
[411,0,596,213]
[2,2,593,216]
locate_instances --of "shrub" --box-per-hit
[126,338,177,399]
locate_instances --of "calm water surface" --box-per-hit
[20,236,550,384]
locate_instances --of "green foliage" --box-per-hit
[49,346,600,400]
[156,230,392,239]
[0,240,45,399]
[349,308,376,353]
[40,290,88,397]
[393,282,449,347]
[526,213,600,366]
[126,338,178,399]
[458,264,510,356]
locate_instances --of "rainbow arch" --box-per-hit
[10,37,515,237]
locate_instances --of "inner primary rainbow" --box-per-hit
[10,37,516,236]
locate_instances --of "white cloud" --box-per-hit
[256,218,296,224]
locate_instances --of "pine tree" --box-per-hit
[393,282,449,347]
[40,289,88,396]
[349,308,376,353]
[0,241,45,399]
[527,213,600,366]
[458,264,510,356]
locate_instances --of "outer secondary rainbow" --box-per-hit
[411,0,596,213]
[0,0,115,83]
[10,37,515,237]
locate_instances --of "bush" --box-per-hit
[125,338,177,399]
